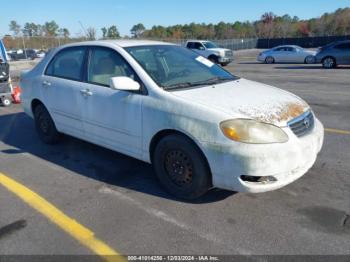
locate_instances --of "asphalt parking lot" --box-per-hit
[0,50,349,259]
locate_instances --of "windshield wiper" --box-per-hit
[191,77,233,86]
[163,77,234,90]
[163,82,193,90]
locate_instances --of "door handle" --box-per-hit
[80,89,93,97]
[42,81,51,87]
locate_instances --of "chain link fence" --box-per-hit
[2,36,86,51]
[2,35,350,53]
[156,38,259,50]
[2,36,259,52]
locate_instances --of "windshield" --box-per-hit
[202,41,218,49]
[125,45,237,90]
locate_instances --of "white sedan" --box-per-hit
[258,45,316,64]
[20,40,324,199]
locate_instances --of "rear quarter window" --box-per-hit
[45,47,86,81]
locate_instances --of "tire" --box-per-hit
[305,56,315,64]
[152,134,211,200]
[33,104,60,144]
[208,55,219,64]
[265,56,275,64]
[1,97,12,107]
[220,62,229,67]
[322,57,336,69]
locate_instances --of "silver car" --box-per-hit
[258,45,316,64]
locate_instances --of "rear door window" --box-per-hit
[194,42,204,50]
[46,47,86,81]
[275,47,287,52]
[187,42,195,49]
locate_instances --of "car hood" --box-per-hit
[304,50,317,55]
[171,78,309,127]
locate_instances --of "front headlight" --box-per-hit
[220,119,289,144]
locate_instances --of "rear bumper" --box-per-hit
[257,55,266,62]
[201,118,324,193]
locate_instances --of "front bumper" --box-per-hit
[202,118,324,193]
[218,57,233,64]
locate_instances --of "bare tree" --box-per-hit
[86,27,96,40]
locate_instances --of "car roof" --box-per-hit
[59,40,175,49]
[274,45,301,48]
[186,40,211,43]
[331,40,350,44]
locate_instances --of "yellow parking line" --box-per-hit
[325,128,350,135]
[0,172,125,262]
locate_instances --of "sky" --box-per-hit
[1,0,349,37]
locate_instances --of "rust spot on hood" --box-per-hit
[276,102,307,122]
[238,102,309,125]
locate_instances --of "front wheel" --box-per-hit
[34,104,61,144]
[322,57,336,69]
[153,134,211,200]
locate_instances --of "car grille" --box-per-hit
[225,50,233,57]
[288,111,315,137]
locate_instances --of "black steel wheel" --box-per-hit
[153,134,211,200]
[34,104,60,144]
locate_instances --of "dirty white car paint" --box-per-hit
[20,40,324,198]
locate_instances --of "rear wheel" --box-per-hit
[153,134,211,200]
[1,97,12,107]
[33,104,60,144]
[265,56,275,64]
[322,57,336,69]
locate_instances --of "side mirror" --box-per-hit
[109,76,140,91]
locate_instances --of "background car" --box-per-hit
[316,40,350,69]
[10,49,38,60]
[186,40,234,66]
[258,45,316,64]
[36,50,46,58]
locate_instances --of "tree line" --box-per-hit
[6,8,350,40]
[142,8,350,39]
[9,20,70,38]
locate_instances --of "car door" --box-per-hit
[280,47,295,63]
[191,42,207,57]
[287,47,301,63]
[333,43,350,64]
[79,46,143,157]
[271,47,285,62]
[42,46,87,137]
